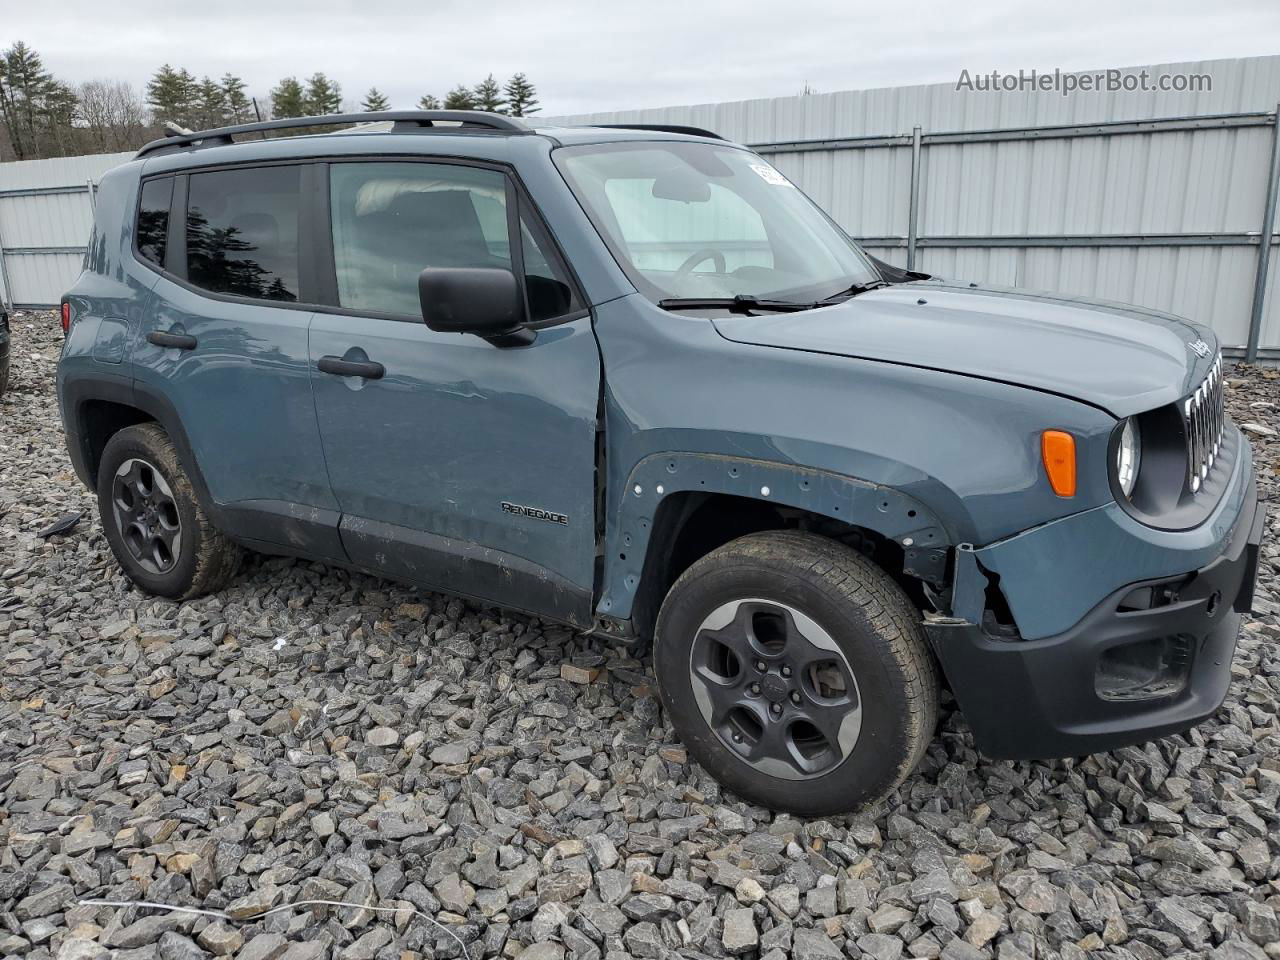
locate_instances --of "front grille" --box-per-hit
[1184,353,1224,494]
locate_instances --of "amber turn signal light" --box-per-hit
[1041,430,1076,497]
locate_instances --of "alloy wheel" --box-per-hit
[111,458,183,575]
[688,598,862,780]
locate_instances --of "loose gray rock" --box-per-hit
[57,938,109,960]
[792,927,844,960]
[156,933,207,960]
[195,922,243,957]
[337,926,391,960]
[235,934,287,960]
[622,921,664,959]
[2,313,1280,960]
[869,904,915,935]
[366,726,399,747]
[428,741,471,765]
[224,886,281,920]
[113,917,182,949]
[517,945,565,960]
[1154,898,1211,947]
[722,908,758,954]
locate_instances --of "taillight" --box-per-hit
[61,301,71,334]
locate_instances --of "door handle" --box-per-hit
[318,355,385,380]
[147,330,197,350]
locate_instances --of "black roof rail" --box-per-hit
[593,123,724,140]
[136,110,533,158]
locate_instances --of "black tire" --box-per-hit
[97,423,241,599]
[654,530,938,816]
[0,352,10,397]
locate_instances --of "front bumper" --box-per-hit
[927,459,1264,761]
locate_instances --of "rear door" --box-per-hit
[132,163,344,559]
[308,159,601,625]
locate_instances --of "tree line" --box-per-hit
[270,71,538,119]
[0,40,541,162]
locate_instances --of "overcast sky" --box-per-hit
[7,0,1280,117]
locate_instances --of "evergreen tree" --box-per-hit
[146,64,199,127]
[221,73,251,123]
[304,72,342,115]
[40,80,77,155]
[196,76,228,128]
[417,93,440,110]
[443,84,475,110]
[361,87,390,112]
[270,76,307,119]
[1,42,76,159]
[0,43,42,159]
[472,74,506,113]
[175,69,199,125]
[503,73,538,117]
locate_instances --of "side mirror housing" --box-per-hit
[418,267,527,340]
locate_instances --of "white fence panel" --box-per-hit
[548,54,1280,357]
[0,151,133,308]
[3,56,1279,356]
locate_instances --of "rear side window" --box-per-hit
[328,161,580,321]
[186,166,301,302]
[136,177,173,268]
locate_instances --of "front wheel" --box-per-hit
[654,531,938,816]
[97,423,241,599]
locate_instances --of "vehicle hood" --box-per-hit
[711,280,1216,417]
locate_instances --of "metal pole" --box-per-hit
[1246,105,1280,363]
[85,178,97,213]
[0,217,14,312]
[906,125,922,271]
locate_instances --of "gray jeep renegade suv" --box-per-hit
[58,111,1265,815]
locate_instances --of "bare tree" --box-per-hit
[76,79,149,152]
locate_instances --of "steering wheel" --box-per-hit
[674,249,727,279]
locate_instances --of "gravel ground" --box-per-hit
[2,308,1280,960]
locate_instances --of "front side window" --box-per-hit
[555,141,878,303]
[520,217,581,323]
[186,166,301,302]
[329,161,579,321]
[136,177,173,268]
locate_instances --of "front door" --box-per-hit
[308,160,601,625]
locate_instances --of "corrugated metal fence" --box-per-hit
[550,54,1280,359]
[3,55,1280,356]
[0,151,133,312]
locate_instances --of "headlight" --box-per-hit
[1116,417,1141,498]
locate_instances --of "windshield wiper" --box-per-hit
[658,295,818,314]
[818,279,889,303]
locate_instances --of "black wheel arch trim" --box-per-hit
[600,452,954,627]
[61,373,215,508]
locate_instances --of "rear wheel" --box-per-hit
[97,423,241,599]
[654,531,938,815]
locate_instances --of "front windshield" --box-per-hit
[554,140,879,303]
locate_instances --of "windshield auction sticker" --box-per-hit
[749,162,795,187]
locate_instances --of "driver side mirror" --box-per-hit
[418,267,533,345]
